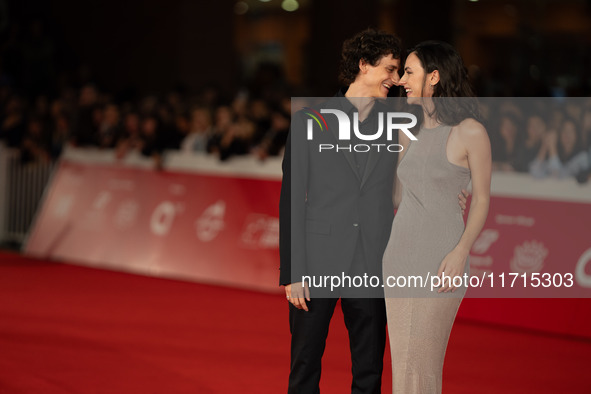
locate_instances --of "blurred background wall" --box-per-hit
[2,0,591,99]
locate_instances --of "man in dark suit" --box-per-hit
[279,29,403,393]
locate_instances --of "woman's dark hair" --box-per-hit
[557,115,582,162]
[339,28,402,85]
[410,40,480,125]
[490,111,524,163]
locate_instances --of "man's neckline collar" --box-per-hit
[334,87,385,118]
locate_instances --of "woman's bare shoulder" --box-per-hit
[456,118,487,137]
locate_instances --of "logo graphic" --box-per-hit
[304,107,417,153]
[469,255,493,267]
[575,247,591,288]
[114,200,139,229]
[241,214,279,249]
[472,229,499,254]
[510,240,548,273]
[196,200,226,242]
[303,107,328,133]
[169,183,186,196]
[92,191,111,210]
[82,191,111,229]
[495,214,535,227]
[150,201,183,236]
[53,195,74,218]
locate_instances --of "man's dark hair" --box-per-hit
[339,28,402,85]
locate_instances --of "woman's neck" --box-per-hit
[422,100,439,128]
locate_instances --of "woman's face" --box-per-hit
[526,116,545,141]
[192,109,211,129]
[125,113,139,133]
[215,106,232,127]
[142,118,157,135]
[582,109,591,131]
[499,117,517,143]
[399,52,434,103]
[104,105,119,125]
[560,120,577,154]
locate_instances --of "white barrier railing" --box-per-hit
[0,143,55,245]
[60,146,591,202]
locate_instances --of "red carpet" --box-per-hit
[0,252,590,393]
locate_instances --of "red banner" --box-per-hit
[26,160,282,292]
[466,196,591,297]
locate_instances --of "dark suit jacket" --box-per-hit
[279,91,399,295]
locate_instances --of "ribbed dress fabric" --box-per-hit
[383,124,471,394]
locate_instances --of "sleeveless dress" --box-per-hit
[382,124,471,393]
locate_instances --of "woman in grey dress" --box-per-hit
[382,41,492,393]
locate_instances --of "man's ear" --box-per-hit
[429,70,440,86]
[359,58,368,74]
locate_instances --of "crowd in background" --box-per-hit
[2,13,591,184]
[486,98,591,183]
[2,84,591,183]
[0,83,291,168]
[0,17,293,167]
[2,16,590,182]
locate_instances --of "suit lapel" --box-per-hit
[324,96,362,183]
[327,124,362,183]
[359,100,394,188]
[360,149,378,188]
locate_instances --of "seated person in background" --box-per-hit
[180,106,212,154]
[512,112,546,172]
[575,103,591,183]
[0,95,26,148]
[491,112,524,172]
[115,112,142,159]
[249,99,272,147]
[116,112,166,170]
[207,104,254,161]
[530,115,589,179]
[581,102,591,152]
[218,116,255,161]
[20,116,51,164]
[71,84,100,147]
[253,109,289,161]
[96,103,122,149]
[206,105,233,155]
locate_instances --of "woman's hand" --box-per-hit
[545,130,559,157]
[436,247,469,293]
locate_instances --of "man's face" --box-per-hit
[361,54,401,98]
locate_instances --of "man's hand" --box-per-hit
[285,282,311,311]
[458,189,470,216]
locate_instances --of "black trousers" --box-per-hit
[287,297,387,394]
